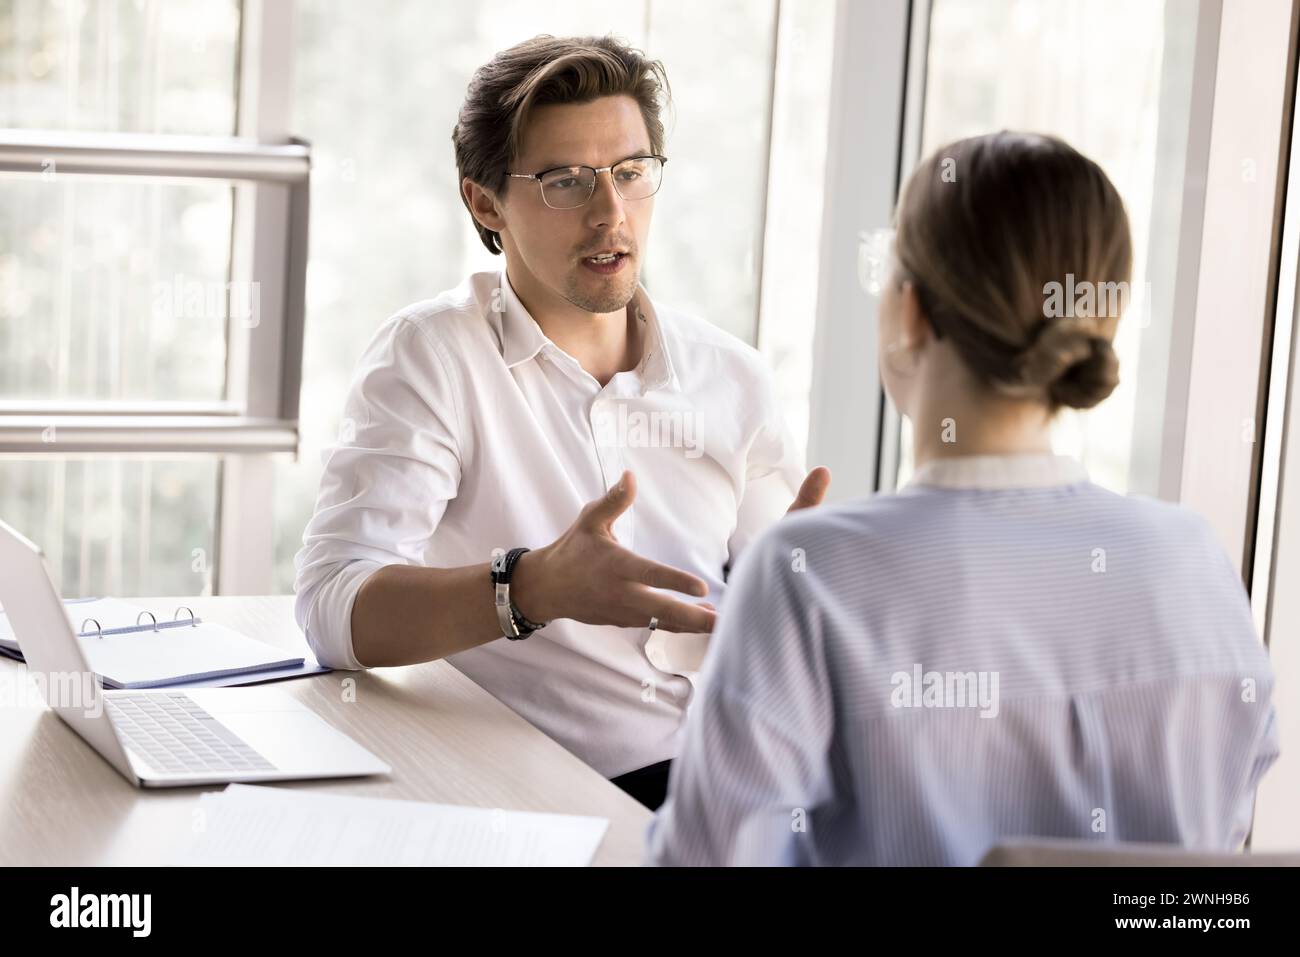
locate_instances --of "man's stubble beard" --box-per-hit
[561,263,639,316]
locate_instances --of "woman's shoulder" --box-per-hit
[764,480,1226,562]
[750,488,957,572]
[1076,482,1226,550]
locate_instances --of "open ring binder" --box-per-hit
[2,596,326,689]
[76,605,205,638]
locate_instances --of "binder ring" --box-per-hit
[173,606,197,627]
[80,618,103,639]
[136,610,158,632]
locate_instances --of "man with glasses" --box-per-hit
[294,34,828,808]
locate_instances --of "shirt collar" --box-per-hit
[495,271,679,393]
[496,271,550,368]
[907,453,1089,491]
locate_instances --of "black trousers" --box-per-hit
[609,758,673,810]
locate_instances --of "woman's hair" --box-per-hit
[893,131,1133,411]
[453,35,671,255]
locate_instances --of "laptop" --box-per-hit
[0,518,391,787]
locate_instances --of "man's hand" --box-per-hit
[511,471,717,634]
[788,466,832,513]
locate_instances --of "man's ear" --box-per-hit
[462,178,507,235]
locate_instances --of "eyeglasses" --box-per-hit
[859,226,946,340]
[507,154,667,210]
[857,227,897,297]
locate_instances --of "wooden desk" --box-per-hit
[0,595,652,866]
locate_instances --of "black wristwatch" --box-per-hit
[490,547,548,640]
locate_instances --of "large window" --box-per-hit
[2,176,233,402]
[0,0,307,598]
[892,0,1197,494]
[2,0,240,135]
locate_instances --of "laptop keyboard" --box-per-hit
[107,692,276,775]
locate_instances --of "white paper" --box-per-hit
[87,619,302,688]
[177,784,610,867]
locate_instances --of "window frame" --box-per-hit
[0,0,306,594]
[807,0,1297,554]
[1247,0,1300,852]
[805,0,920,497]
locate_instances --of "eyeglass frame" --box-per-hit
[506,154,668,209]
[858,226,945,340]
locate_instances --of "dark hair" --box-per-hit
[894,131,1133,410]
[452,34,671,255]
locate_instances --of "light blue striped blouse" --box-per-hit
[645,453,1279,866]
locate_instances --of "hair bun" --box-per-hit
[1003,317,1119,410]
[1048,335,1119,410]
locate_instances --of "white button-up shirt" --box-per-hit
[294,270,804,777]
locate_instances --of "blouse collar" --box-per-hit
[907,453,1089,491]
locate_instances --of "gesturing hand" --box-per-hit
[511,471,718,634]
[787,466,832,513]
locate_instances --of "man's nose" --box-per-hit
[584,170,626,230]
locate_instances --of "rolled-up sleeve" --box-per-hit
[293,315,463,669]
